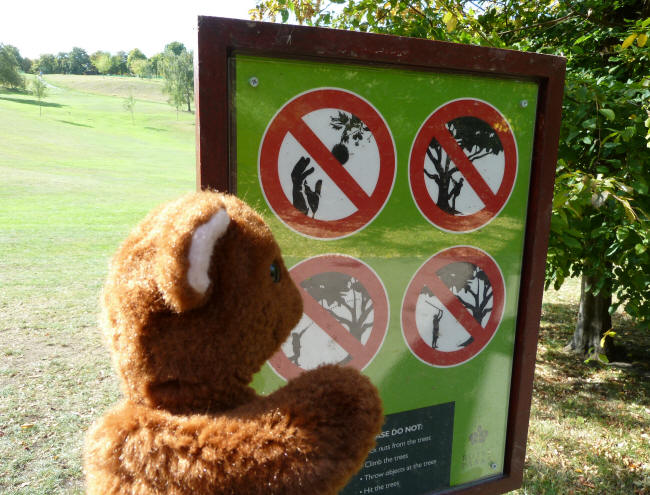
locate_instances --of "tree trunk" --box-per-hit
[566,272,613,358]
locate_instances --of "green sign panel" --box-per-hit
[234,54,538,493]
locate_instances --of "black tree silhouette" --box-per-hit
[424,116,503,214]
[437,262,493,325]
[300,272,374,342]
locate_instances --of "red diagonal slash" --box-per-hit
[430,122,499,212]
[299,287,367,358]
[426,272,485,339]
[288,116,371,210]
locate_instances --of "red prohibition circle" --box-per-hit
[269,254,389,381]
[401,246,505,367]
[409,99,518,233]
[259,88,396,239]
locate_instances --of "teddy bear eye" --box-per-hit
[270,261,281,283]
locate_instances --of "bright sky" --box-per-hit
[1,0,259,59]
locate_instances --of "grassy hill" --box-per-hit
[0,75,195,494]
[44,74,168,103]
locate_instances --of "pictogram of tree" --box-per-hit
[437,261,493,325]
[301,272,374,342]
[425,116,503,214]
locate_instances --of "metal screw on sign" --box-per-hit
[520,99,528,108]
[490,462,497,470]
[249,76,259,88]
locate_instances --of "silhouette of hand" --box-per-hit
[291,157,313,215]
[291,157,314,185]
[304,179,323,218]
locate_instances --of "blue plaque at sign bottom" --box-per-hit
[342,402,454,494]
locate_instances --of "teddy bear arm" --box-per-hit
[86,402,242,495]
[85,399,362,495]
[253,364,384,493]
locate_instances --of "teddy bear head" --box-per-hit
[100,191,303,413]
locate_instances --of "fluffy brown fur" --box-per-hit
[84,191,383,494]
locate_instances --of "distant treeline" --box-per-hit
[2,41,190,78]
[1,42,195,112]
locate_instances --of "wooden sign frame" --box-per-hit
[195,16,565,495]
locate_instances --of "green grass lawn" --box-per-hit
[0,75,648,494]
[0,75,194,494]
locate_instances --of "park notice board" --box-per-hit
[196,16,565,495]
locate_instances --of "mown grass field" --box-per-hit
[0,75,648,494]
[1,75,194,494]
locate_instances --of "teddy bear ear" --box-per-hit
[156,207,231,313]
[186,209,231,296]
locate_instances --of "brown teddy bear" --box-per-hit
[84,191,383,494]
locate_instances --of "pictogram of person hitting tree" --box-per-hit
[287,324,312,366]
[420,261,493,348]
[424,300,444,349]
[424,116,503,215]
[290,111,369,218]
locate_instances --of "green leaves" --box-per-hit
[599,108,615,121]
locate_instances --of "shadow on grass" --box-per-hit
[536,299,650,425]
[57,120,93,128]
[0,96,64,108]
[527,344,649,494]
[144,127,167,132]
[522,454,644,495]
[0,87,28,95]
[541,301,578,327]
[540,302,650,372]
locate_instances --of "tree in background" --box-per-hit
[0,43,25,89]
[127,48,147,74]
[90,51,113,75]
[55,52,69,74]
[130,58,152,78]
[252,0,650,361]
[30,47,166,78]
[111,51,128,75]
[20,57,32,74]
[33,54,57,74]
[2,44,31,78]
[149,53,164,78]
[161,44,193,114]
[68,47,92,74]
[123,94,136,124]
[31,76,48,116]
[164,41,186,56]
